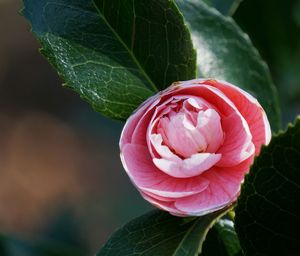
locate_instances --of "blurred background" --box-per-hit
[0,0,299,255]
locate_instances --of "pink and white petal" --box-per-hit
[158,112,207,158]
[182,97,212,126]
[121,144,209,198]
[170,84,236,116]
[120,96,159,147]
[147,97,183,158]
[182,96,213,111]
[175,169,238,216]
[213,155,255,183]
[147,95,212,157]
[153,153,221,178]
[175,186,231,216]
[142,190,175,202]
[130,99,161,146]
[216,112,254,167]
[182,114,208,150]
[150,133,181,161]
[169,113,200,157]
[130,94,176,147]
[201,79,272,153]
[197,109,224,152]
[141,192,188,216]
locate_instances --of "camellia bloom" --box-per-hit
[120,79,271,216]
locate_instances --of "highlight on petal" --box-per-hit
[196,109,224,152]
[153,152,221,178]
[149,133,181,162]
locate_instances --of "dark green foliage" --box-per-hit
[97,210,226,256]
[22,0,196,120]
[235,117,300,255]
[201,219,242,256]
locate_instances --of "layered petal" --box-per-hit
[196,109,224,152]
[201,79,271,153]
[216,112,255,167]
[141,192,186,216]
[153,152,221,178]
[157,111,208,158]
[175,169,239,216]
[121,144,209,198]
[119,78,270,217]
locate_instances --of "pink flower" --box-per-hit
[119,79,271,216]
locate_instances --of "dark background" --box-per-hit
[0,0,299,255]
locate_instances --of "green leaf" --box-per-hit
[234,0,300,125]
[235,117,300,255]
[201,219,242,256]
[202,0,242,16]
[97,210,226,256]
[22,0,196,120]
[175,0,281,131]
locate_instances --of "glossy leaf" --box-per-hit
[235,117,300,255]
[201,219,242,256]
[175,0,281,131]
[22,0,196,120]
[202,0,242,16]
[97,210,226,256]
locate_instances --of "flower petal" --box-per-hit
[141,192,187,216]
[120,96,159,147]
[196,109,224,152]
[150,133,180,161]
[153,153,221,178]
[201,79,272,153]
[175,169,238,216]
[216,112,255,167]
[121,144,209,198]
[158,112,207,157]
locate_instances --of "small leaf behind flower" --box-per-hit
[235,117,300,255]
[201,219,242,256]
[96,210,227,256]
[202,0,242,16]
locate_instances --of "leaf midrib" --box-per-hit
[172,218,202,256]
[92,0,159,92]
[172,215,216,256]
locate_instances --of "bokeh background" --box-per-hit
[0,0,299,255]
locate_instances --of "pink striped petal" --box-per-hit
[141,192,187,216]
[216,113,255,167]
[201,79,272,153]
[175,169,239,216]
[120,96,159,147]
[169,83,254,166]
[121,144,209,198]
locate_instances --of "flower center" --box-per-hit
[155,98,224,158]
